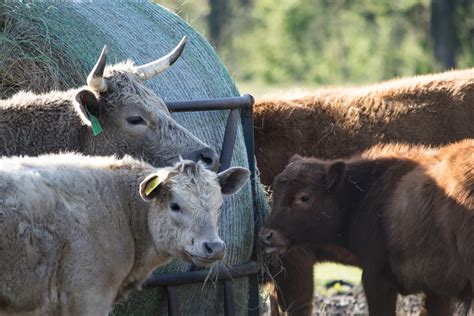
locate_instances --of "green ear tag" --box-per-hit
[145,176,161,196]
[84,108,103,136]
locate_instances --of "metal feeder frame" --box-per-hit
[143,94,260,316]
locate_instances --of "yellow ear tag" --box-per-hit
[144,176,161,196]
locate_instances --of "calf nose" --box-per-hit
[183,147,220,171]
[259,228,274,245]
[203,240,226,260]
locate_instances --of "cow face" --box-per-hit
[140,161,250,267]
[259,155,346,255]
[73,38,219,171]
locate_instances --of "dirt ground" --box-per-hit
[262,284,473,315]
[313,285,473,316]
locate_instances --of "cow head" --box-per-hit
[139,160,250,266]
[74,37,219,170]
[259,154,347,255]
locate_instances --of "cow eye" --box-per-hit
[126,116,145,125]
[300,195,310,202]
[170,203,181,212]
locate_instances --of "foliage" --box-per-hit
[159,0,474,85]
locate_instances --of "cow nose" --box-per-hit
[259,228,274,245]
[203,240,226,260]
[183,147,220,171]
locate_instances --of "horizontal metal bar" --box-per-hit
[165,94,254,112]
[143,261,259,288]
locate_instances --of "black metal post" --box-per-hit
[166,286,180,316]
[224,280,236,316]
[219,109,238,172]
[156,95,259,316]
[239,95,260,316]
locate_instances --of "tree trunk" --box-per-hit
[208,0,230,50]
[431,0,457,69]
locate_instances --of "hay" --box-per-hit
[1,1,270,315]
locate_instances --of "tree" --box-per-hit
[431,0,458,69]
[208,0,231,49]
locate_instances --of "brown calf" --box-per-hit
[254,68,474,314]
[260,140,474,315]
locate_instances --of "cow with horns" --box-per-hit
[0,37,220,170]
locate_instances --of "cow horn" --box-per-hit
[87,45,108,92]
[133,36,187,81]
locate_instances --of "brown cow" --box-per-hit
[254,68,474,315]
[260,140,474,316]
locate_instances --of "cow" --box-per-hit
[0,37,219,170]
[254,68,474,314]
[260,140,474,315]
[0,154,250,315]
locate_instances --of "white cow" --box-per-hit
[0,154,249,315]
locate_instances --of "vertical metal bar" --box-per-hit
[219,109,239,172]
[166,286,180,316]
[239,95,260,316]
[223,280,236,316]
[240,95,256,184]
[189,108,239,273]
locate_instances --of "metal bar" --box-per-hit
[143,261,260,287]
[223,280,236,316]
[239,96,260,316]
[240,97,256,186]
[219,109,238,172]
[189,108,239,273]
[166,286,180,316]
[166,94,253,112]
[159,95,258,316]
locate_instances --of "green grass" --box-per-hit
[314,263,362,295]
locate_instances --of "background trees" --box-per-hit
[158,0,474,85]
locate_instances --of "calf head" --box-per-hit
[73,37,219,170]
[260,154,347,255]
[139,160,250,266]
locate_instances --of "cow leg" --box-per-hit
[424,293,453,316]
[270,247,315,316]
[362,271,397,316]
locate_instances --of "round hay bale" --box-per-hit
[1,2,270,315]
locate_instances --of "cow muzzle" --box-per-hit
[185,239,226,267]
[259,227,289,255]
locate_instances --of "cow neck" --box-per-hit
[337,157,417,250]
[0,89,84,156]
[116,168,165,276]
[110,168,156,298]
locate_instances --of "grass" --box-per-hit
[314,263,362,295]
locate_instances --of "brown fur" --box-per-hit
[261,140,474,315]
[254,69,474,314]
[260,140,474,315]
[255,68,474,186]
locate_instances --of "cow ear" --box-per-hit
[139,170,171,201]
[74,89,104,123]
[288,154,303,165]
[325,161,346,191]
[217,167,251,196]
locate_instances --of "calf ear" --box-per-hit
[139,170,171,201]
[74,89,104,124]
[325,161,346,191]
[217,167,251,196]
